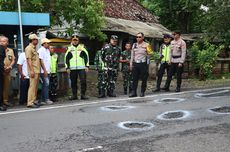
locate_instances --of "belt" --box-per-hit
[134,59,146,63]
[172,55,181,59]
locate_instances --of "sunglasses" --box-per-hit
[136,36,142,38]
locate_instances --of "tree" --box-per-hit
[139,0,208,33]
[0,0,106,40]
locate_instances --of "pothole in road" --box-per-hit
[118,121,154,131]
[154,98,185,103]
[157,110,191,120]
[100,105,135,111]
[208,106,230,114]
[194,89,230,98]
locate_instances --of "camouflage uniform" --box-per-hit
[94,50,107,96]
[101,43,121,96]
[121,50,133,94]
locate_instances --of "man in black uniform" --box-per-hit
[0,39,7,111]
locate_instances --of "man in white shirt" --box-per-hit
[17,52,30,105]
[38,38,53,105]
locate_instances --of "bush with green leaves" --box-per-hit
[189,40,221,80]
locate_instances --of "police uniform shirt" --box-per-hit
[131,42,153,63]
[170,38,186,63]
[25,43,41,74]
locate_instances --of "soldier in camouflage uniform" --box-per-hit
[120,42,133,95]
[94,47,107,98]
[100,35,121,97]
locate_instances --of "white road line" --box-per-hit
[0,86,229,116]
[76,146,103,152]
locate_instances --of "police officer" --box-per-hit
[153,34,172,92]
[101,35,121,97]
[163,31,186,92]
[0,37,7,111]
[49,46,58,101]
[65,35,89,100]
[120,42,133,95]
[129,32,153,97]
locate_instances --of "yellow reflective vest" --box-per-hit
[161,44,170,63]
[65,44,89,70]
[50,53,58,74]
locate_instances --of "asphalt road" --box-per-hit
[0,87,230,152]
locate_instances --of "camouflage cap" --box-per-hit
[110,35,118,40]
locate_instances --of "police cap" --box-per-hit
[72,35,79,41]
[163,34,172,39]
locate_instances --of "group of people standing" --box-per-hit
[0,31,186,111]
[95,31,186,99]
[0,34,59,111]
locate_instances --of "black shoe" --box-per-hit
[162,87,170,91]
[175,88,181,92]
[140,92,145,97]
[108,93,116,97]
[0,106,7,111]
[129,93,137,98]
[153,88,160,92]
[4,102,13,107]
[27,104,39,108]
[81,95,89,100]
[98,93,106,98]
[69,96,78,100]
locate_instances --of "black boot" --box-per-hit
[153,88,160,92]
[129,90,137,97]
[108,90,116,97]
[81,94,89,100]
[162,87,170,91]
[98,90,106,98]
[140,92,145,97]
[69,95,78,100]
[124,88,127,95]
[175,87,181,92]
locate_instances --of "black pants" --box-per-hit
[0,73,3,106]
[49,74,58,96]
[70,69,87,97]
[165,63,183,89]
[19,78,29,105]
[132,62,149,93]
[156,62,170,89]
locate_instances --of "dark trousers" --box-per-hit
[19,78,29,105]
[165,63,183,89]
[156,62,170,89]
[0,73,3,106]
[49,74,58,99]
[70,69,87,97]
[132,62,149,93]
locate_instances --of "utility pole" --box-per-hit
[17,0,24,52]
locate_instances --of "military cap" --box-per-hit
[110,35,118,40]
